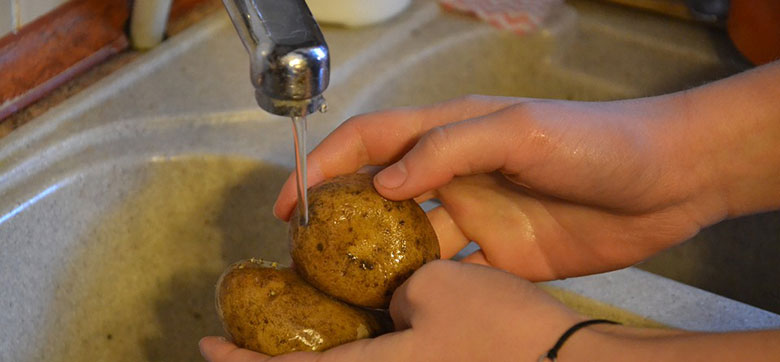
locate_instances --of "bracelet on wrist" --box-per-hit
[538,319,620,362]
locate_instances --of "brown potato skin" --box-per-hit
[216,259,391,356]
[290,173,440,309]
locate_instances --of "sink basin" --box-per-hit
[1,1,777,361]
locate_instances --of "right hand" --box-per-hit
[201,260,591,362]
[273,93,727,281]
[201,260,780,362]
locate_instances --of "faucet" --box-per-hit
[222,0,330,117]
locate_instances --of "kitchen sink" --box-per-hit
[1,1,777,361]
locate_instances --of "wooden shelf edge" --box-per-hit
[0,0,220,125]
[0,0,131,122]
[0,36,128,121]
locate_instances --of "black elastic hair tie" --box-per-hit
[538,319,620,362]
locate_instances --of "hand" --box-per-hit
[200,260,586,362]
[273,94,725,280]
[200,261,780,362]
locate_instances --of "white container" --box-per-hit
[307,0,412,27]
[130,0,174,50]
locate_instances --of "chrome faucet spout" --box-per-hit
[222,0,330,117]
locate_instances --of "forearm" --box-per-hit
[677,61,780,219]
[564,324,780,361]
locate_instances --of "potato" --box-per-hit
[289,173,440,309]
[216,259,391,355]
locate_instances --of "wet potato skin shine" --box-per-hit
[290,173,440,309]
[216,260,390,356]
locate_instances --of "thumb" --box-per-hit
[200,332,415,362]
[284,332,415,362]
[374,105,524,200]
[199,336,269,361]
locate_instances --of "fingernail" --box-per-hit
[198,337,212,360]
[273,197,293,221]
[377,162,407,189]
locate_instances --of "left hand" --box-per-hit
[200,260,585,362]
[273,95,716,281]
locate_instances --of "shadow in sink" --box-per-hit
[44,156,291,362]
[640,211,780,314]
[142,158,292,361]
[350,27,739,115]
[214,161,292,266]
[333,0,748,120]
[143,269,225,361]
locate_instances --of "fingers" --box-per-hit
[272,161,325,220]
[269,333,416,362]
[273,95,520,221]
[388,260,463,331]
[426,206,470,259]
[200,337,269,362]
[459,249,491,267]
[303,332,415,362]
[413,190,438,204]
[374,106,522,201]
[388,270,419,331]
[200,333,415,362]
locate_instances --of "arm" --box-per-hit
[271,61,780,281]
[572,324,780,362]
[673,61,780,217]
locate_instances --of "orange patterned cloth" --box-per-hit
[439,0,563,34]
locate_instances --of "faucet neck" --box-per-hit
[222,0,330,117]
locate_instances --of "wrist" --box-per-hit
[679,63,780,219]
[556,322,683,362]
[636,90,731,228]
[549,322,621,362]
[553,320,780,361]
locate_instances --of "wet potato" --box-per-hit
[290,173,440,309]
[216,259,391,356]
